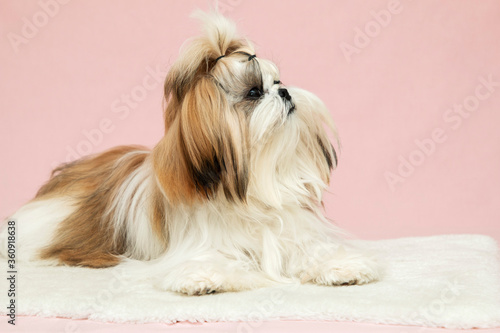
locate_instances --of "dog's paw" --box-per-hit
[156,260,269,295]
[301,247,380,286]
[170,272,227,296]
[157,264,229,295]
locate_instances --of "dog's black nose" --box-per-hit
[278,88,291,101]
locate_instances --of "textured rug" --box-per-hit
[1,234,499,329]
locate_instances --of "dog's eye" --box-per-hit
[274,80,281,85]
[247,87,263,99]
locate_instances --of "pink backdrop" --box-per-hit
[2,0,499,242]
[1,1,500,332]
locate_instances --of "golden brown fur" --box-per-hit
[37,146,151,267]
[152,31,253,204]
[153,76,249,204]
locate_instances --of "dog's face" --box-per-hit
[153,12,337,208]
[214,55,295,138]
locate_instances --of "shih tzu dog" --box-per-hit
[0,12,379,295]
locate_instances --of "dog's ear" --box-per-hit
[153,12,250,204]
[153,76,248,204]
[153,12,248,203]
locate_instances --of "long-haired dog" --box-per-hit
[0,12,379,295]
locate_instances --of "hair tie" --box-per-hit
[215,55,225,63]
[248,54,257,61]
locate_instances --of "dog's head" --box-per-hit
[153,12,338,208]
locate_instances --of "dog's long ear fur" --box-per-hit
[153,12,249,204]
[162,11,246,130]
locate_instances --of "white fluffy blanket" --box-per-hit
[1,234,499,329]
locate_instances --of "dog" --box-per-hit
[0,12,379,295]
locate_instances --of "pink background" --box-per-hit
[1,0,499,332]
